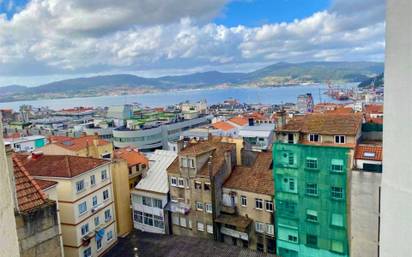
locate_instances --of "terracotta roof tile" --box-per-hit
[279,113,362,135]
[114,148,148,167]
[228,116,248,126]
[223,152,274,195]
[13,155,47,212]
[355,144,382,161]
[211,121,235,131]
[15,154,109,178]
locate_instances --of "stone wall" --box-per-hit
[16,201,63,257]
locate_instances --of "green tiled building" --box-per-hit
[272,113,362,257]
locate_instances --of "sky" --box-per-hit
[0,0,385,86]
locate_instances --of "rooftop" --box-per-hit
[135,150,177,194]
[223,152,274,195]
[15,154,109,178]
[115,147,148,167]
[13,155,47,212]
[278,113,363,136]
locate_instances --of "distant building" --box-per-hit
[17,154,117,257]
[4,135,46,152]
[131,150,177,234]
[219,151,275,254]
[296,93,314,113]
[39,135,113,159]
[273,113,362,257]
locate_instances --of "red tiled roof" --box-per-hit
[114,148,148,167]
[224,152,274,195]
[279,113,363,135]
[15,154,109,178]
[13,155,47,212]
[228,116,248,126]
[34,179,58,190]
[211,121,235,131]
[364,104,383,114]
[355,144,382,161]
[51,135,111,151]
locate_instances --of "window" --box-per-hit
[178,178,185,188]
[205,203,212,213]
[306,158,318,169]
[265,201,273,212]
[335,135,345,144]
[306,210,318,223]
[207,224,213,234]
[154,215,164,228]
[331,213,344,227]
[306,234,318,247]
[133,210,143,223]
[255,222,266,233]
[78,202,87,215]
[267,224,274,236]
[94,216,100,226]
[104,209,111,222]
[255,199,263,209]
[204,183,210,191]
[101,169,108,181]
[107,230,113,241]
[194,181,202,190]
[331,159,344,172]
[142,196,152,207]
[288,235,298,243]
[153,198,162,209]
[144,213,154,226]
[331,240,344,253]
[171,177,177,186]
[103,189,109,201]
[305,183,318,196]
[81,223,89,236]
[240,196,247,207]
[92,196,98,207]
[180,217,187,227]
[76,180,85,193]
[195,202,204,211]
[83,247,91,257]
[197,222,204,231]
[309,134,320,142]
[331,186,344,200]
[90,175,96,186]
[96,238,102,250]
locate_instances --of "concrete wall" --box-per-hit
[16,202,63,257]
[350,170,381,257]
[380,1,412,256]
[0,118,21,257]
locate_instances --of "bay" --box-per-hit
[0,84,354,111]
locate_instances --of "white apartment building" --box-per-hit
[16,153,118,257]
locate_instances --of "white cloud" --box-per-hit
[0,0,385,84]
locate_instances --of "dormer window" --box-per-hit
[309,134,320,142]
[335,135,346,144]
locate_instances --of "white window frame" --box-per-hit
[265,200,273,212]
[335,135,346,144]
[255,198,263,210]
[171,177,177,187]
[240,195,247,207]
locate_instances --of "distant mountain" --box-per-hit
[358,73,384,88]
[0,61,384,102]
[0,85,28,96]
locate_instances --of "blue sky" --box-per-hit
[215,0,331,27]
[0,0,385,86]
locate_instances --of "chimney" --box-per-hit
[248,118,254,126]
